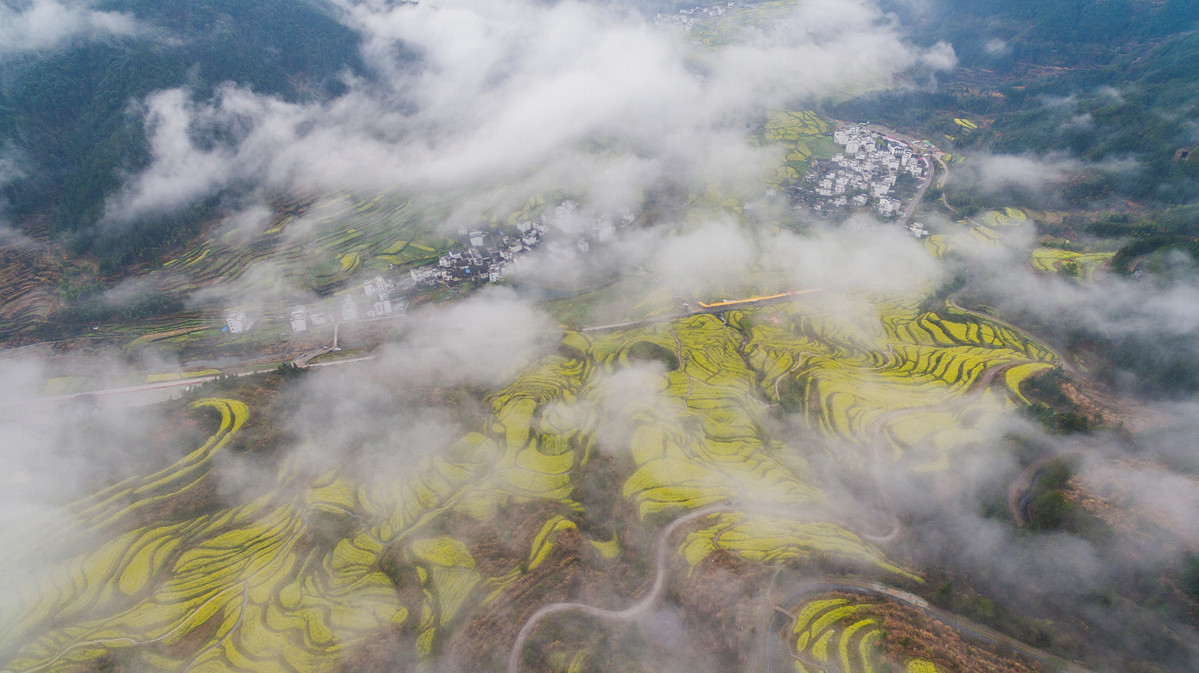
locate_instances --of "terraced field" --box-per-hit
[684,0,803,48]
[779,592,1043,673]
[1031,248,1114,278]
[786,596,934,673]
[759,110,839,187]
[944,207,1114,280]
[158,191,562,302]
[0,386,603,672]
[157,194,454,298]
[752,297,1055,470]
[3,275,1062,672]
[14,190,566,351]
[0,249,59,341]
[924,208,1113,284]
[767,109,834,183]
[976,208,1026,228]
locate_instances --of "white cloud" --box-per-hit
[0,0,141,55]
[983,37,1010,56]
[377,287,560,388]
[103,0,949,226]
[919,40,957,71]
[957,152,1137,194]
[1039,93,1078,110]
[1062,113,1094,131]
[648,219,757,295]
[1096,85,1124,103]
[104,89,244,221]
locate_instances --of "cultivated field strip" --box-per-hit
[746,297,1056,463]
[759,110,831,186]
[1,288,1060,672]
[1030,248,1114,277]
[786,597,940,673]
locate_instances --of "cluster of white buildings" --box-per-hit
[288,275,410,334]
[797,126,928,218]
[225,273,410,338]
[360,275,405,319]
[224,310,254,334]
[541,200,628,259]
[408,200,630,288]
[289,304,338,333]
[654,2,738,31]
[224,199,637,339]
[409,217,546,287]
[906,221,931,238]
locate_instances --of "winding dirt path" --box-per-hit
[510,299,1069,672]
[506,503,734,673]
[857,360,1011,544]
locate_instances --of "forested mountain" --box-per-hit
[0,0,363,259]
[4,0,1199,266]
[835,0,1199,207]
[885,0,1199,68]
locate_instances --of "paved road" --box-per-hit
[581,290,823,333]
[898,155,935,229]
[14,318,375,409]
[507,501,866,673]
[14,354,376,408]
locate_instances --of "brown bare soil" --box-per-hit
[0,246,62,344]
[1060,377,1170,434]
[675,549,774,671]
[335,626,415,673]
[448,529,589,671]
[858,597,1041,673]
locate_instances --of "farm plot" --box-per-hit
[784,593,1044,673]
[1031,248,1113,277]
[155,193,453,301]
[3,278,1063,672]
[684,0,801,48]
[759,110,836,186]
[977,208,1026,227]
[745,294,1057,465]
[0,380,605,673]
[786,597,940,673]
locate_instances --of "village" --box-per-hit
[654,1,743,32]
[221,122,940,341]
[788,124,931,221]
[224,200,630,337]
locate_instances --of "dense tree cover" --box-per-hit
[835,4,1199,208]
[1184,553,1199,604]
[1098,331,1199,398]
[0,0,365,258]
[1023,371,1093,433]
[883,0,1199,68]
[1110,235,1199,275]
[89,197,224,272]
[625,340,681,371]
[33,288,185,340]
[1025,458,1108,538]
